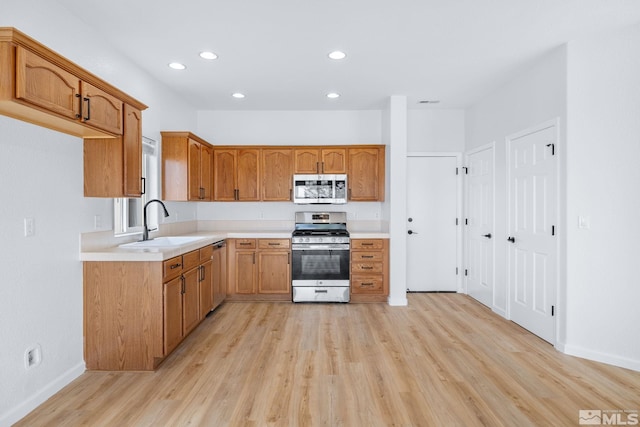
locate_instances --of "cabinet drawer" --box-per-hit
[182,249,200,271]
[351,239,383,250]
[235,239,256,249]
[351,276,384,294]
[258,239,290,250]
[199,245,213,262]
[352,251,383,262]
[163,255,183,281]
[352,262,383,274]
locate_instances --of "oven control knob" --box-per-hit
[331,237,336,242]
[305,237,310,243]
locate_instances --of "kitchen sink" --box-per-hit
[119,236,207,248]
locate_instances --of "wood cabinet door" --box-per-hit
[188,139,202,200]
[199,260,213,318]
[237,149,260,201]
[163,276,183,355]
[235,251,256,294]
[321,148,347,173]
[80,81,123,135]
[200,143,213,201]
[15,46,81,120]
[348,147,384,201]
[262,148,292,201]
[182,267,200,335]
[258,251,291,294]
[294,148,320,173]
[123,104,142,197]
[213,149,237,201]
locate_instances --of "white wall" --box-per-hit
[0,1,197,424]
[465,46,567,317]
[408,109,465,152]
[564,23,640,371]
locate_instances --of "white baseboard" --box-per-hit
[388,295,408,306]
[559,343,640,372]
[0,362,85,427]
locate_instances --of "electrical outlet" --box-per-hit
[25,345,42,369]
[24,217,35,237]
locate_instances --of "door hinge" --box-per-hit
[546,143,556,156]
[463,166,469,174]
[456,218,459,226]
[464,269,468,276]
[551,305,555,316]
[552,225,556,236]
[465,218,468,225]
[456,167,459,175]
[456,267,459,275]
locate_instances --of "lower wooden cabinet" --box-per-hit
[227,238,291,301]
[350,238,389,302]
[83,242,226,371]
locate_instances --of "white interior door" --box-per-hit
[406,156,458,292]
[465,146,494,307]
[508,123,558,344]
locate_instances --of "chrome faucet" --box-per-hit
[142,199,170,241]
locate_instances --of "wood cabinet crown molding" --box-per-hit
[0,27,146,111]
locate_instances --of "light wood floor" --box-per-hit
[17,294,640,426]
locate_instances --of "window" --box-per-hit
[114,136,158,235]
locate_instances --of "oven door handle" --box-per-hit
[292,245,350,251]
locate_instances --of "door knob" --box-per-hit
[483,233,492,239]
[408,230,418,235]
[408,217,413,222]
[507,236,515,243]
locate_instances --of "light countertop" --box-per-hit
[81,231,390,262]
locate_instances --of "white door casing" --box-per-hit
[406,154,461,292]
[465,144,495,308]
[507,120,559,344]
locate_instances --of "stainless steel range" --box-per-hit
[291,212,350,303]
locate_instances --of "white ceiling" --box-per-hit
[56,0,640,111]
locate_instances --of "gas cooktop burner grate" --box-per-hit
[292,230,350,237]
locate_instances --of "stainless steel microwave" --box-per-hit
[293,174,347,204]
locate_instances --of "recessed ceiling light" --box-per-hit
[232,93,245,99]
[327,92,340,99]
[200,51,218,60]
[168,62,186,70]
[328,51,346,60]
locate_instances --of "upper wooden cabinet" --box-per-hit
[262,148,292,201]
[294,147,346,174]
[213,148,260,201]
[84,104,143,197]
[348,146,385,201]
[0,27,147,198]
[14,46,81,121]
[122,105,143,197]
[80,81,123,135]
[162,131,213,201]
[0,28,145,138]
